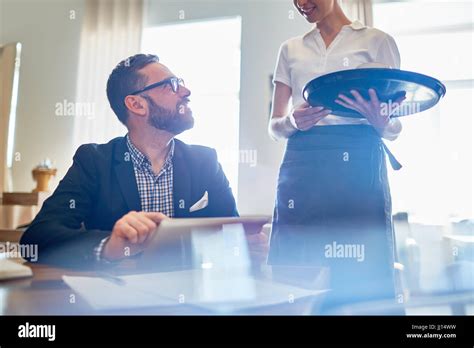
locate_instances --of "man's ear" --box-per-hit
[124,95,147,116]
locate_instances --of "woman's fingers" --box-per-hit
[293,105,325,117]
[334,88,401,130]
[297,109,331,121]
[335,98,362,113]
[368,88,380,109]
[337,93,357,106]
[293,110,331,130]
[350,90,368,107]
[336,90,384,119]
[334,98,350,109]
[291,102,331,131]
[297,114,329,130]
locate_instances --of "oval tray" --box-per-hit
[303,68,446,118]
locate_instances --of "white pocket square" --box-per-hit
[189,191,209,212]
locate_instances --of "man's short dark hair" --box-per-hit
[106,54,159,125]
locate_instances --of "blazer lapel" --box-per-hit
[113,137,141,211]
[172,141,192,218]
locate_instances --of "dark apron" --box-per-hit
[269,125,400,310]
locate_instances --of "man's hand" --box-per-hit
[335,89,405,134]
[102,211,168,261]
[246,231,269,265]
[289,102,332,131]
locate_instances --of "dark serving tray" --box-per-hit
[303,68,446,118]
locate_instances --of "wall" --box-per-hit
[0,0,84,192]
[145,0,312,215]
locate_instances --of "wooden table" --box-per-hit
[0,261,326,315]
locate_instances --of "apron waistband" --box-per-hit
[287,125,402,170]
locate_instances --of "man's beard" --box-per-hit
[144,96,194,135]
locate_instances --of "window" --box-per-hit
[141,17,242,200]
[374,1,473,224]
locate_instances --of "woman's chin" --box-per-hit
[304,14,322,24]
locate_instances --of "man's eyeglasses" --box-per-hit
[130,77,185,95]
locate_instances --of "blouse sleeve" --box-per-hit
[273,42,291,87]
[375,34,401,69]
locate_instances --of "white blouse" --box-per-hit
[273,20,402,138]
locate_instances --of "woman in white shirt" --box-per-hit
[268,0,405,312]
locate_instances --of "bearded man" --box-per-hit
[20,54,267,268]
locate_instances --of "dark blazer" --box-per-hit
[20,136,238,267]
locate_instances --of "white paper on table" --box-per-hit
[62,275,177,311]
[63,269,328,313]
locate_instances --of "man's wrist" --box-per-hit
[94,236,120,265]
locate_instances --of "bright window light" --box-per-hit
[141,17,242,201]
[374,1,473,224]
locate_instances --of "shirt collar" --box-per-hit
[303,20,367,39]
[126,134,175,170]
[349,20,367,31]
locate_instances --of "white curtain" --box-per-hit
[0,43,21,193]
[72,0,143,152]
[340,0,373,27]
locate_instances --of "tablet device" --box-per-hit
[138,216,270,272]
